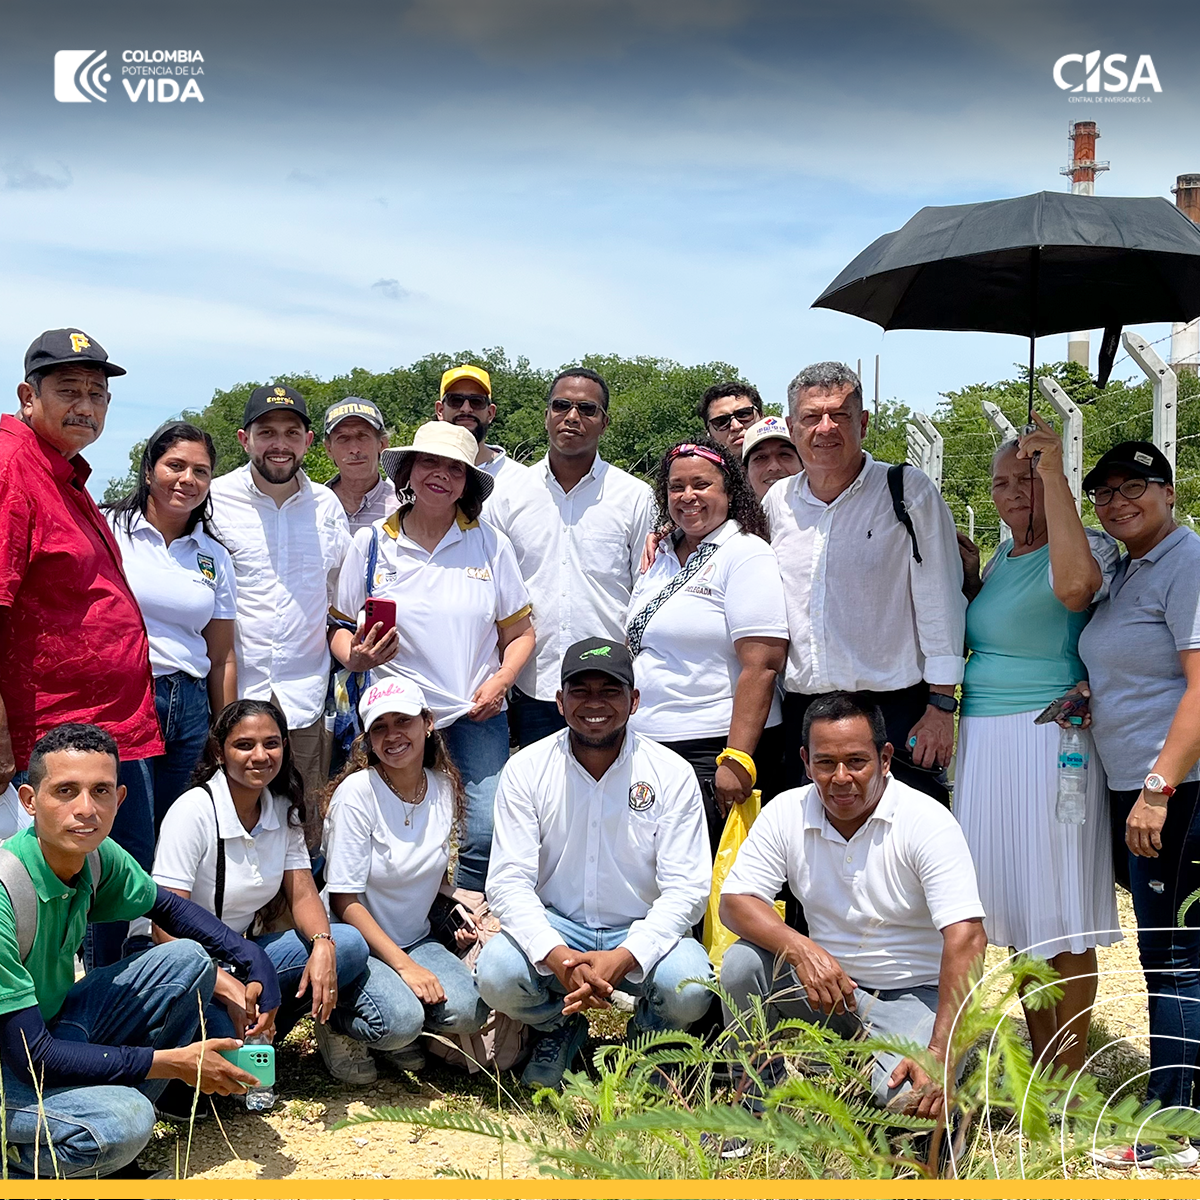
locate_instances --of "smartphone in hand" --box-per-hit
[1034,687,1088,726]
[363,597,397,637]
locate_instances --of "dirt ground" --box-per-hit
[146,892,1159,1182]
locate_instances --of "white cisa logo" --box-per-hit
[54,50,110,102]
[1053,52,1161,93]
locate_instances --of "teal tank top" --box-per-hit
[962,541,1091,718]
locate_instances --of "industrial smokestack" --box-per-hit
[1171,174,1200,375]
[1061,121,1109,370]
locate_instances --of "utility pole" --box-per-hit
[1123,331,1178,478]
[1036,376,1083,511]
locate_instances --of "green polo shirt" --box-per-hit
[0,828,157,1021]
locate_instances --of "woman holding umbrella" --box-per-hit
[956,414,1119,1079]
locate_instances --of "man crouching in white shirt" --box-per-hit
[720,692,986,1128]
[477,637,714,1090]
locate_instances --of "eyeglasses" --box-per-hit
[549,397,603,419]
[707,405,760,432]
[441,392,491,411]
[1086,477,1164,506]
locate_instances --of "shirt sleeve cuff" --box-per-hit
[526,927,568,976]
[618,929,663,983]
[923,656,964,686]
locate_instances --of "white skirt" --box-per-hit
[955,710,1121,958]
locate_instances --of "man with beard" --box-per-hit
[0,329,163,967]
[477,638,713,1090]
[209,385,351,809]
[434,364,527,508]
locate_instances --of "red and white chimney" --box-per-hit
[1061,121,1109,370]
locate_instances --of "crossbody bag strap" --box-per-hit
[626,538,721,657]
[200,783,226,921]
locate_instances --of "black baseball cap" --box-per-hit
[243,384,310,430]
[560,638,636,689]
[24,328,125,379]
[1083,441,1173,491]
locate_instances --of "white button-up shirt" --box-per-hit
[722,776,985,990]
[486,455,655,700]
[762,455,965,693]
[209,464,352,729]
[479,445,529,516]
[486,729,710,980]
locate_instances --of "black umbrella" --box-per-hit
[813,190,1200,401]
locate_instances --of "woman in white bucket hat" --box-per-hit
[330,422,534,893]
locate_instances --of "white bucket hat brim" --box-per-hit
[380,421,494,501]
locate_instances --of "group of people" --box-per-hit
[1,326,1198,1178]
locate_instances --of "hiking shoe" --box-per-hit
[701,1132,753,1160]
[154,1079,210,1124]
[314,1022,378,1085]
[521,1015,588,1090]
[378,1042,427,1073]
[1092,1142,1200,1170]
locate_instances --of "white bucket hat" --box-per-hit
[358,676,429,730]
[380,421,495,500]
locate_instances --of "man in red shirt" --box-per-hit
[0,328,163,967]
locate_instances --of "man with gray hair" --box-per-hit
[761,361,965,804]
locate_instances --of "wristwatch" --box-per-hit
[927,693,958,714]
[1144,773,1176,797]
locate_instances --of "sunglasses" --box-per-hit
[1086,476,1164,506]
[441,392,491,411]
[549,397,603,419]
[707,405,760,432]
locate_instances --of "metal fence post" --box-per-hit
[910,413,943,490]
[981,401,1019,441]
[1123,332,1178,478]
[966,504,975,542]
[1036,376,1083,512]
[907,422,933,478]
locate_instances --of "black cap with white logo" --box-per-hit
[243,384,310,430]
[24,328,126,378]
[1083,440,1173,491]
[560,638,636,689]
[324,396,385,436]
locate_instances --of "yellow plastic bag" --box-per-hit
[703,789,761,973]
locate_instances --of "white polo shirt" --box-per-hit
[762,456,965,693]
[486,729,710,980]
[627,520,789,742]
[722,776,984,990]
[109,513,237,679]
[148,772,311,937]
[323,766,454,951]
[0,785,32,842]
[334,511,531,728]
[209,465,352,730]
[485,455,655,701]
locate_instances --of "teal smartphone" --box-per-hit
[218,1043,275,1088]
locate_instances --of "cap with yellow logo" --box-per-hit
[24,328,126,379]
[243,383,310,430]
[324,396,385,437]
[440,364,491,399]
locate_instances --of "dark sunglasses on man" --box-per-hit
[707,405,760,432]
[442,392,492,411]
[549,397,603,419]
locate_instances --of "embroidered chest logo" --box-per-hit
[628,781,656,811]
[196,553,216,585]
[466,566,492,581]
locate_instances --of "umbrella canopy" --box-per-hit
[813,191,1200,338]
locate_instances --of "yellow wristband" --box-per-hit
[715,747,757,789]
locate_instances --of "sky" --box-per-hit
[0,0,1197,485]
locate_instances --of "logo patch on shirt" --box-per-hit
[466,566,492,581]
[196,553,216,584]
[628,781,656,811]
[374,568,398,588]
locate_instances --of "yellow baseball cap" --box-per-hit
[440,364,492,398]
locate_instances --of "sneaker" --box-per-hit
[521,1015,589,1090]
[700,1132,753,1160]
[378,1043,427,1073]
[314,1022,378,1085]
[154,1079,210,1124]
[1092,1142,1200,1170]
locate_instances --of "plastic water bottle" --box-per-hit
[1056,718,1088,825]
[243,1032,276,1112]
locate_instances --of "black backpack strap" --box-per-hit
[887,463,922,564]
[200,783,226,921]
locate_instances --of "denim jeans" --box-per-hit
[338,938,489,1052]
[1112,782,1200,1111]
[200,923,370,1042]
[506,688,566,750]
[152,671,211,832]
[475,908,714,1034]
[440,712,511,891]
[720,938,941,1107]
[0,939,215,1179]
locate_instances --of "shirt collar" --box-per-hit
[656,517,739,564]
[127,510,199,548]
[0,414,93,487]
[562,725,635,784]
[7,826,95,902]
[801,773,897,839]
[1131,524,1192,566]
[538,453,606,492]
[240,462,312,502]
[382,508,475,545]
[797,452,874,509]
[327,472,388,514]
[210,772,283,841]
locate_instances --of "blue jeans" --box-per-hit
[506,688,566,750]
[200,923,371,1042]
[475,908,714,1034]
[0,940,215,1179]
[1113,782,1200,1111]
[152,671,211,832]
[338,939,489,1051]
[440,712,511,892]
[720,938,941,1107]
